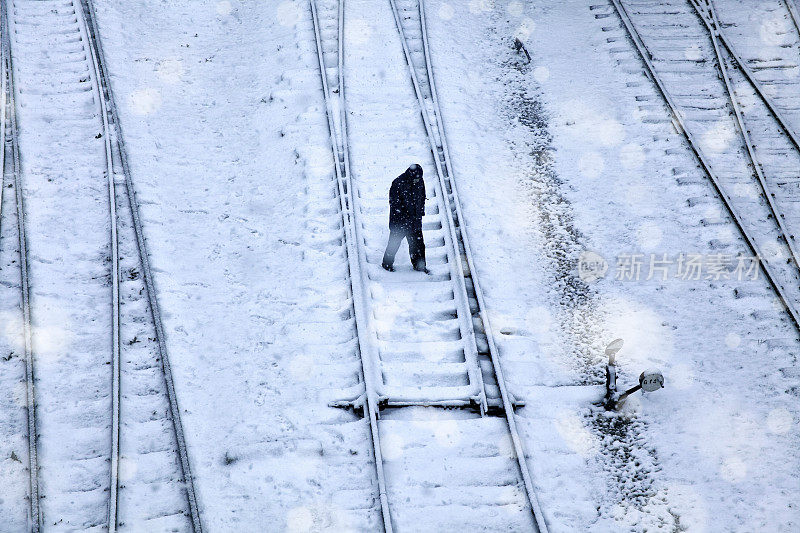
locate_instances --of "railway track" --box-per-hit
[0,3,38,527]
[790,0,800,35]
[310,0,547,530]
[710,0,800,133]
[605,0,800,330]
[3,0,201,529]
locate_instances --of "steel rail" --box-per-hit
[331,0,387,415]
[77,0,204,530]
[0,10,5,231]
[387,0,488,415]
[69,2,122,529]
[332,0,389,414]
[0,9,5,235]
[416,0,546,527]
[786,0,800,37]
[610,0,800,330]
[390,0,547,529]
[688,0,800,154]
[418,2,548,528]
[1,2,40,529]
[309,1,393,531]
[690,0,800,280]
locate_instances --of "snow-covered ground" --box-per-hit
[90,0,379,529]
[0,92,28,531]
[0,0,797,530]
[424,0,800,529]
[9,1,117,527]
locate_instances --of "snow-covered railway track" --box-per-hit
[786,0,800,40]
[607,0,800,329]
[710,0,800,134]
[0,4,39,528]
[4,0,201,529]
[310,0,546,530]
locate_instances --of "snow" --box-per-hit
[10,1,116,527]
[0,0,797,530]
[89,0,379,530]
[424,0,800,530]
[341,0,538,527]
[345,0,486,405]
[0,101,29,531]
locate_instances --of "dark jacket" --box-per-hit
[389,171,425,229]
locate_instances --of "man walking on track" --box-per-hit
[382,163,429,274]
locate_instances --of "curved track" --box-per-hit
[0,2,39,528]
[310,0,392,527]
[608,0,800,331]
[2,0,202,529]
[786,0,800,40]
[78,0,203,529]
[311,0,547,531]
[708,0,800,137]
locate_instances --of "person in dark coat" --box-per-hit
[382,164,429,273]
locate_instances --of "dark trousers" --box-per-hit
[382,225,426,270]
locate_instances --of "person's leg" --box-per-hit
[408,224,427,271]
[382,228,404,270]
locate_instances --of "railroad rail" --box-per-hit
[78,0,203,529]
[787,0,800,36]
[690,0,800,271]
[310,0,392,528]
[692,0,800,149]
[3,0,202,529]
[609,0,800,332]
[388,0,547,529]
[73,0,123,527]
[0,1,39,529]
[310,0,547,530]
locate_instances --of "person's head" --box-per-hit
[408,164,423,183]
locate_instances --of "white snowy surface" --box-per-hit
[1,0,797,530]
[425,0,800,530]
[9,1,115,528]
[0,111,28,531]
[346,0,485,405]
[342,0,538,528]
[91,0,379,530]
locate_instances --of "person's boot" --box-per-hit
[382,262,395,272]
[412,259,429,274]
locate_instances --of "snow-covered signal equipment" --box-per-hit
[603,339,665,409]
[639,370,665,393]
